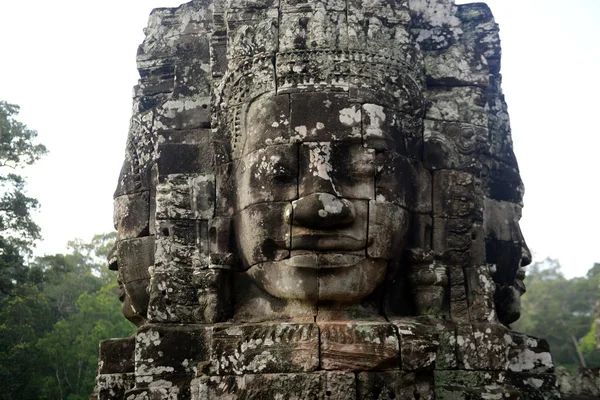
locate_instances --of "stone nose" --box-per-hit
[287,193,355,229]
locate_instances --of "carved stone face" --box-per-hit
[232,92,410,303]
[483,197,531,324]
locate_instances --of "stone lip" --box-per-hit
[290,234,365,251]
[276,253,365,269]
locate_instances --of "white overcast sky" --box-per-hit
[0,0,598,278]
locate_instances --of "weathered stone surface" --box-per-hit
[240,94,291,158]
[423,119,486,172]
[99,337,136,375]
[99,0,554,398]
[434,370,522,400]
[234,202,291,268]
[426,86,488,127]
[556,367,600,399]
[357,371,434,400]
[210,323,319,375]
[298,143,374,200]
[156,173,215,220]
[192,268,232,324]
[291,92,361,143]
[135,324,211,385]
[375,152,432,213]
[192,372,356,400]
[367,201,409,260]
[116,237,154,325]
[507,332,555,374]
[433,170,482,220]
[424,43,488,87]
[114,192,150,240]
[320,321,399,371]
[96,373,135,400]
[393,319,438,371]
[234,144,298,211]
[457,2,501,74]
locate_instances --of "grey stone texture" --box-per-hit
[96,0,558,399]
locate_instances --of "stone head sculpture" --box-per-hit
[111,0,530,326]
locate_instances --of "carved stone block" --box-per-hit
[347,0,412,60]
[279,7,348,52]
[433,170,482,220]
[135,324,211,386]
[234,202,291,267]
[393,320,438,371]
[291,92,362,143]
[482,156,524,204]
[507,332,555,374]
[210,323,319,375]
[357,371,434,400]
[235,144,298,211]
[114,192,150,239]
[471,322,510,371]
[457,3,501,74]
[299,143,374,200]
[224,9,278,65]
[116,237,154,322]
[430,319,458,370]
[464,265,496,322]
[362,105,421,155]
[156,141,213,178]
[367,201,409,260]
[319,321,399,371]
[192,372,356,400]
[192,268,232,324]
[455,323,479,370]
[434,370,521,400]
[156,174,215,220]
[99,337,135,375]
[448,265,470,321]
[424,43,488,87]
[291,199,368,251]
[426,86,488,127]
[483,198,523,242]
[114,108,155,197]
[423,119,487,172]
[96,373,135,400]
[241,94,291,158]
[154,93,211,130]
[375,152,432,213]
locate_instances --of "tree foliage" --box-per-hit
[0,233,135,400]
[513,259,600,368]
[0,101,47,295]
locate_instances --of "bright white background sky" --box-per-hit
[0,1,598,278]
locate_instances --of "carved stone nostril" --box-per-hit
[291,193,355,228]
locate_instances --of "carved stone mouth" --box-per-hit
[290,234,365,251]
[285,253,364,269]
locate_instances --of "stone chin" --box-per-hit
[246,255,387,302]
[495,283,524,325]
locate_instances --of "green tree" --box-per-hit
[0,233,134,400]
[37,282,134,400]
[33,233,117,320]
[514,258,600,368]
[0,285,53,398]
[0,101,47,295]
